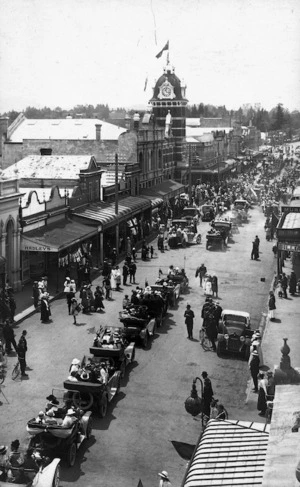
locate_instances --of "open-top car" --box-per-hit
[119,304,157,348]
[27,393,92,468]
[90,325,135,378]
[211,218,232,243]
[0,452,60,487]
[181,207,201,224]
[206,229,225,250]
[64,353,122,418]
[200,204,215,222]
[168,220,201,248]
[233,199,249,223]
[217,309,253,359]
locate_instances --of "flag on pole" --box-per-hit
[156,41,169,58]
[144,76,148,91]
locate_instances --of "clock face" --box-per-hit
[162,85,172,97]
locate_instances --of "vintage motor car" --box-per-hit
[181,207,201,224]
[200,204,215,222]
[64,352,122,418]
[0,453,60,487]
[233,199,249,223]
[168,220,201,248]
[206,228,225,250]
[27,399,92,468]
[89,325,135,378]
[217,309,253,359]
[119,304,157,348]
[165,271,189,294]
[211,218,232,243]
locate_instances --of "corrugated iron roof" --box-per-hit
[8,118,126,142]
[140,180,184,200]
[182,420,269,487]
[73,196,151,230]
[3,155,94,180]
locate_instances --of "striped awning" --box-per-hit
[140,180,185,201]
[72,196,151,230]
[182,420,269,487]
[140,194,164,208]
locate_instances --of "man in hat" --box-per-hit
[249,349,260,393]
[62,409,77,428]
[2,320,17,354]
[35,411,45,424]
[184,304,195,340]
[17,330,28,377]
[44,410,57,425]
[195,263,207,286]
[202,371,214,418]
[45,394,59,413]
[158,470,171,487]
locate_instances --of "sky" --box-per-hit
[0,0,300,114]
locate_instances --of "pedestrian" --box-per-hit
[201,371,214,419]
[289,271,297,295]
[122,294,130,309]
[268,291,276,321]
[70,297,80,324]
[94,286,105,312]
[211,275,218,298]
[115,265,121,290]
[204,275,213,296]
[64,277,75,315]
[255,235,260,250]
[7,290,16,322]
[40,293,51,323]
[2,320,18,353]
[249,349,260,393]
[150,245,154,258]
[158,470,171,487]
[122,263,129,286]
[129,262,137,284]
[257,372,268,417]
[110,267,117,291]
[111,248,117,266]
[32,281,40,309]
[17,331,28,377]
[103,275,112,300]
[251,241,259,260]
[102,259,110,278]
[132,247,136,262]
[280,273,288,298]
[81,285,90,313]
[195,263,207,286]
[184,304,195,340]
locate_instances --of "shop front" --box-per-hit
[276,206,300,275]
[20,220,99,292]
[72,196,151,263]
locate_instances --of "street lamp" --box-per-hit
[184,377,203,417]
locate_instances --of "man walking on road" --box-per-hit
[201,371,214,418]
[184,304,195,340]
[195,263,207,286]
[17,330,28,377]
[2,320,17,354]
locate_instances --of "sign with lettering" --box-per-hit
[21,236,58,252]
[278,242,300,251]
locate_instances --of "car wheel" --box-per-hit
[216,341,222,357]
[66,442,76,467]
[86,417,92,439]
[52,465,60,487]
[99,394,108,418]
[73,392,94,411]
[143,333,149,349]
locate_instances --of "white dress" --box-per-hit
[110,270,117,290]
[205,281,212,296]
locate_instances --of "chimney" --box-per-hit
[133,112,140,131]
[0,117,9,156]
[95,123,102,141]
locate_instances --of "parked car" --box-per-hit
[217,309,253,360]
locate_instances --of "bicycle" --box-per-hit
[199,327,214,351]
[12,361,21,380]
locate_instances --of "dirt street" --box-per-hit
[1,205,275,487]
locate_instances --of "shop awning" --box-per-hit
[21,220,98,253]
[182,419,269,487]
[72,196,151,230]
[140,180,185,201]
[140,194,164,208]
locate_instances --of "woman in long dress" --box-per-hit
[40,293,51,323]
[204,276,213,296]
[110,267,117,290]
[268,291,276,321]
[257,372,268,416]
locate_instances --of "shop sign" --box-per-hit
[278,242,300,251]
[21,237,58,252]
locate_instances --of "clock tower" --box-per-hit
[149,62,188,173]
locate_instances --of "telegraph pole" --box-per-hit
[115,153,119,257]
